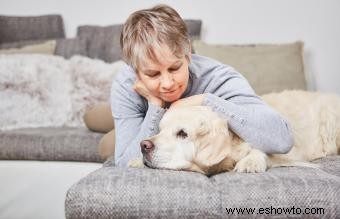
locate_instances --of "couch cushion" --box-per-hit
[55,38,88,58]
[184,19,202,40]
[193,41,307,95]
[0,54,73,130]
[0,127,104,162]
[0,40,56,55]
[0,39,49,49]
[76,19,202,63]
[0,15,65,44]
[83,103,114,133]
[0,37,88,59]
[0,54,125,129]
[77,24,123,63]
[65,156,340,218]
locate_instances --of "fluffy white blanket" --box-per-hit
[0,54,125,130]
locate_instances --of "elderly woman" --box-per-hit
[111,4,293,167]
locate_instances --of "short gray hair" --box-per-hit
[120,4,191,71]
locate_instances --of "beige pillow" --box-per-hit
[0,40,56,55]
[98,129,115,160]
[83,103,114,133]
[193,40,306,95]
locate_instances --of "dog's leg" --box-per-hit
[337,130,340,154]
[318,105,338,156]
[267,155,319,169]
[232,143,268,173]
[336,113,340,154]
[333,96,340,154]
[128,158,145,168]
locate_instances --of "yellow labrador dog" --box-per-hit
[129,90,340,175]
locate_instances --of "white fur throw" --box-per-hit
[0,54,125,130]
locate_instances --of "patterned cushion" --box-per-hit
[77,24,123,63]
[0,127,104,162]
[55,38,88,58]
[0,15,65,43]
[76,19,202,63]
[65,156,340,218]
[184,19,202,39]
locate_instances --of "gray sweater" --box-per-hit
[111,54,294,167]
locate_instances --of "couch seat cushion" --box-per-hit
[65,156,340,218]
[0,127,104,162]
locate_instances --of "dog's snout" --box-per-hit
[140,140,154,154]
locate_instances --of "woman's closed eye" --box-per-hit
[169,64,182,72]
[145,71,160,78]
[143,63,182,77]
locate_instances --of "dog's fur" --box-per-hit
[129,90,340,175]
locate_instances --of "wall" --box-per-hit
[1,0,339,95]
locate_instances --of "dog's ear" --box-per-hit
[194,118,232,167]
[196,118,209,136]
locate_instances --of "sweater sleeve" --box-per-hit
[201,67,294,154]
[110,74,167,167]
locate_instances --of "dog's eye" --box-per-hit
[176,129,188,139]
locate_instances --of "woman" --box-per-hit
[111,4,293,167]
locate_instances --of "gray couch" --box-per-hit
[1,14,339,219]
[66,156,340,218]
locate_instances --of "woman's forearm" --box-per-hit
[203,93,294,154]
[114,103,167,167]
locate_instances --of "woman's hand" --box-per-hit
[169,94,205,109]
[134,78,165,107]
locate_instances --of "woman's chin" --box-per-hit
[161,94,181,103]
[159,88,185,103]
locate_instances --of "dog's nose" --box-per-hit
[140,140,154,154]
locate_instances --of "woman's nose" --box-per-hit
[160,73,174,89]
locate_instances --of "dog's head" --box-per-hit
[140,106,235,175]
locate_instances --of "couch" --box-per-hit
[0,14,339,219]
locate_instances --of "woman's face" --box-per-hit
[137,45,190,103]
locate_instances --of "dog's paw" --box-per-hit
[128,158,145,168]
[233,150,267,173]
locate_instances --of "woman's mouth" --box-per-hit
[160,87,183,101]
[162,89,178,96]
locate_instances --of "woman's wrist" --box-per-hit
[149,97,165,108]
[169,94,205,109]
